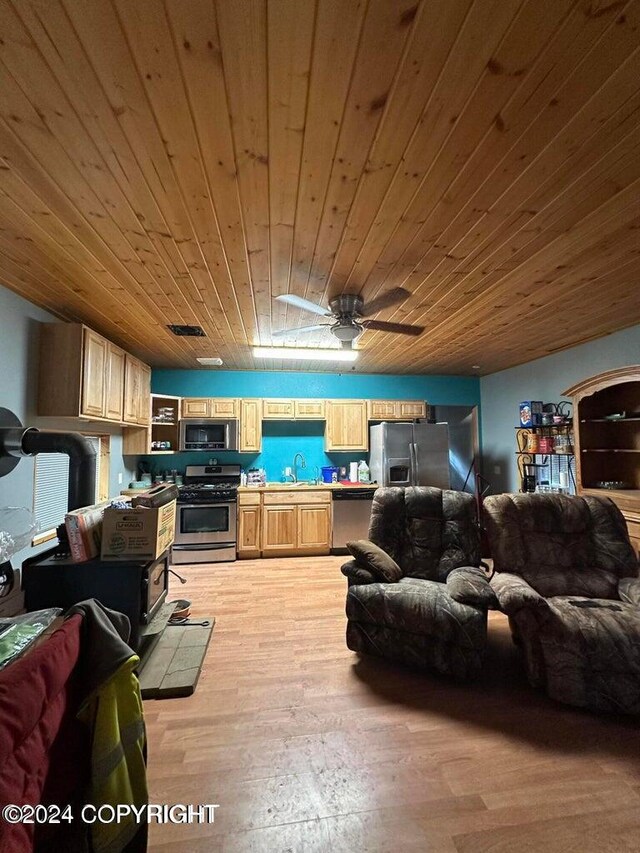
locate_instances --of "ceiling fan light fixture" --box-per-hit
[253,346,358,363]
[331,322,363,342]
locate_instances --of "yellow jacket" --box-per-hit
[77,653,147,853]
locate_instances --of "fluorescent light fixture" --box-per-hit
[253,346,358,363]
[197,357,224,366]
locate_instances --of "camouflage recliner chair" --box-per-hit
[342,487,498,680]
[484,493,640,714]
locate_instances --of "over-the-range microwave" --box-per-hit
[179,418,239,452]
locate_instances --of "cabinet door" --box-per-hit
[238,506,261,555]
[211,398,238,418]
[263,399,295,419]
[325,401,368,451]
[240,399,262,452]
[138,363,151,426]
[123,355,149,425]
[297,504,331,551]
[104,343,125,421]
[261,505,296,551]
[182,398,211,418]
[398,400,426,419]
[368,400,397,420]
[81,328,107,418]
[294,399,325,419]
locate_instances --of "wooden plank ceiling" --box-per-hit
[0,0,639,375]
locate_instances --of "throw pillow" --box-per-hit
[346,539,403,583]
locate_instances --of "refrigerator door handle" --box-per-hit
[413,441,419,484]
[409,442,416,486]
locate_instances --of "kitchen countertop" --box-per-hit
[238,482,378,491]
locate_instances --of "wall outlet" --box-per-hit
[493,465,501,475]
[118,472,123,485]
[284,466,292,477]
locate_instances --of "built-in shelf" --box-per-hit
[580,417,640,423]
[149,450,176,455]
[151,420,176,426]
[583,487,640,498]
[563,367,640,555]
[581,448,640,453]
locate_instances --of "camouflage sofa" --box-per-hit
[484,492,640,714]
[342,487,497,680]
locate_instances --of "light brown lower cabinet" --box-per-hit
[238,490,332,557]
[262,505,297,552]
[238,505,261,557]
[297,504,332,550]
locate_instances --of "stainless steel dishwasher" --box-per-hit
[331,488,376,553]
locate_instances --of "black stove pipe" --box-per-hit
[21,429,97,511]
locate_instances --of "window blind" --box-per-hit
[33,437,101,534]
[33,453,70,534]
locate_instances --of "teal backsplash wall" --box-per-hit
[145,369,481,482]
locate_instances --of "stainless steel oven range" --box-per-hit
[171,464,240,564]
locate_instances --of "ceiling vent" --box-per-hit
[167,324,206,337]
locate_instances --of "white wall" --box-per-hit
[480,325,640,493]
[0,285,135,566]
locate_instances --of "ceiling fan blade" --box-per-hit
[361,319,424,336]
[361,287,410,317]
[271,324,331,337]
[275,294,332,316]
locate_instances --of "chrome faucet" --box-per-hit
[293,452,306,483]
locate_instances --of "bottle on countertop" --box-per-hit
[357,460,370,483]
[240,470,248,487]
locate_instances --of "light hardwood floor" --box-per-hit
[145,557,640,852]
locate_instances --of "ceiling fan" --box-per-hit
[273,288,423,349]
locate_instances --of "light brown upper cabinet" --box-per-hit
[181,397,210,418]
[104,343,125,421]
[294,399,326,419]
[368,400,426,421]
[38,323,149,425]
[262,399,326,420]
[181,398,239,418]
[325,400,368,451]
[124,355,151,426]
[240,399,262,452]
[211,398,238,417]
[262,399,295,419]
[81,329,108,418]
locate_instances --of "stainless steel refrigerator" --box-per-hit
[369,422,450,488]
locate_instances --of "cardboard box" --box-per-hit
[65,501,110,562]
[100,500,176,562]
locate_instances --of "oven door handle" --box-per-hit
[172,543,234,551]
[178,503,235,509]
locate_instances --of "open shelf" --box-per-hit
[581,448,640,453]
[150,394,180,453]
[581,417,640,423]
[515,452,574,456]
[513,424,572,430]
